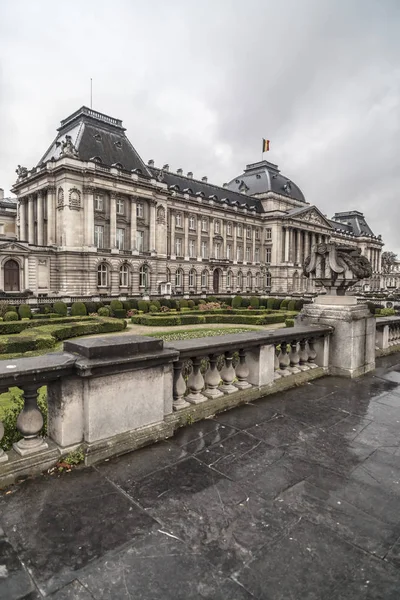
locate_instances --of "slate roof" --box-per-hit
[149,167,263,213]
[38,107,151,176]
[226,160,306,203]
[331,211,376,237]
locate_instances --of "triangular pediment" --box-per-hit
[0,241,30,253]
[286,206,333,229]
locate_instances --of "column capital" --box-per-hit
[83,185,95,194]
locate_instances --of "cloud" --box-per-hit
[0,0,399,252]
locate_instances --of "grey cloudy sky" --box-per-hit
[1,0,399,252]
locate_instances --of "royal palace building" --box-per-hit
[3,106,383,297]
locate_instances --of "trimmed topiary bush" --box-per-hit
[84,302,97,315]
[285,318,295,327]
[280,299,290,309]
[149,304,159,313]
[138,300,149,313]
[287,300,296,311]
[113,308,127,319]
[187,300,195,309]
[70,302,87,317]
[160,298,171,308]
[53,301,68,316]
[110,299,123,313]
[98,306,111,317]
[250,296,260,308]
[241,298,251,308]
[4,311,18,322]
[179,299,188,308]
[169,299,178,310]
[232,296,242,308]
[18,304,32,319]
[129,299,139,310]
[379,308,396,316]
[295,300,305,311]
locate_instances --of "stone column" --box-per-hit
[233,223,237,262]
[296,229,301,265]
[46,186,55,246]
[304,231,311,261]
[170,210,176,257]
[130,196,137,253]
[284,227,290,262]
[222,220,227,258]
[37,191,44,246]
[252,227,256,264]
[149,200,156,254]
[184,213,189,259]
[209,220,213,259]
[110,193,117,249]
[196,218,201,260]
[28,195,35,245]
[83,186,94,247]
[19,198,26,241]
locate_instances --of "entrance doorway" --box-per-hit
[4,259,20,292]
[213,269,221,294]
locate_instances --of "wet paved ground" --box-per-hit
[2,355,400,599]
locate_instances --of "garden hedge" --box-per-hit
[53,301,68,316]
[70,302,87,316]
[0,316,96,335]
[18,304,32,319]
[132,312,289,327]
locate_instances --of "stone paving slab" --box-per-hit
[1,356,400,598]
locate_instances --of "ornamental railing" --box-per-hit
[376,316,400,354]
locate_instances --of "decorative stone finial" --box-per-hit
[303,242,372,295]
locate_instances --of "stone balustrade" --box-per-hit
[0,326,331,486]
[376,316,400,355]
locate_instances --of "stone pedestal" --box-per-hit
[298,297,375,378]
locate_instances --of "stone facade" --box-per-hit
[4,106,384,297]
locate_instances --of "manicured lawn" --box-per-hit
[147,327,261,342]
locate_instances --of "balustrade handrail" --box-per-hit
[166,324,333,359]
[0,352,76,393]
[376,316,400,328]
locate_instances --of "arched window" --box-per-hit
[201,270,208,288]
[265,271,272,288]
[139,265,149,288]
[4,259,20,292]
[189,268,196,287]
[255,272,261,288]
[237,271,243,289]
[119,264,129,287]
[247,271,252,288]
[227,270,233,288]
[97,263,108,287]
[175,268,183,287]
[166,268,171,282]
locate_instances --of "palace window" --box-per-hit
[176,213,182,227]
[166,268,171,282]
[94,194,104,211]
[237,224,242,237]
[137,230,144,252]
[139,264,149,287]
[237,245,243,261]
[246,246,251,262]
[175,269,183,287]
[119,264,129,287]
[201,217,208,232]
[136,202,144,218]
[97,263,108,287]
[215,220,220,234]
[265,271,272,287]
[94,225,104,248]
[227,244,232,260]
[189,215,196,230]
[189,239,196,258]
[265,228,272,241]
[201,270,208,288]
[255,247,260,262]
[247,272,252,288]
[237,271,243,288]
[227,222,232,236]
[116,228,125,250]
[0,224,4,235]
[247,226,252,239]
[116,198,124,215]
[265,247,272,263]
[214,242,221,259]
[255,272,260,288]
[189,268,196,287]
[255,229,260,240]
[227,270,233,288]
[175,238,183,256]
[201,240,208,259]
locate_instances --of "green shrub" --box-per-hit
[70,302,87,317]
[18,304,31,319]
[110,299,123,314]
[250,296,260,308]
[179,314,206,325]
[138,300,149,313]
[287,300,296,311]
[259,298,268,308]
[149,304,159,313]
[179,299,188,308]
[266,298,276,309]
[261,313,288,325]
[241,298,250,308]
[98,306,111,317]
[295,300,305,311]
[187,300,195,309]
[206,296,218,303]
[379,308,396,316]
[129,299,139,309]
[1,386,47,451]
[84,302,97,314]
[53,301,68,316]
[232,296,242,308]
[138,316,182,326]
[285,318,295,327]
[4,311,18,322]
[169,299,178,310]
[0,301,10,318]
[280,299,289,309]
[152,299,161,309]
[160,298,171,308]
[112,308,127,319]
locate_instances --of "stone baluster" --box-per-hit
[204,354,223,398]
[278,342,291,376]
[235,349,252,390]
[13,384,48,456]
[274,344,281,379]
[298,338,310,370]
[186,357,207,403]
[173,361,190,410]
[219,351,237,393]
[307,339,318,368]
[0,418,8,463]
[289,341,301,373]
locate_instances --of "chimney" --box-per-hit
[223,183,228,188]
[148,159,154,167]
[0,188,4,201]
[201,176,208,183]
[162,164,169,172]
[177,168,183,175]
[187,171,193,179]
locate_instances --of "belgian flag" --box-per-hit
[262,138,270,152]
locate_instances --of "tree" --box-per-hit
[381,251,397,274]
